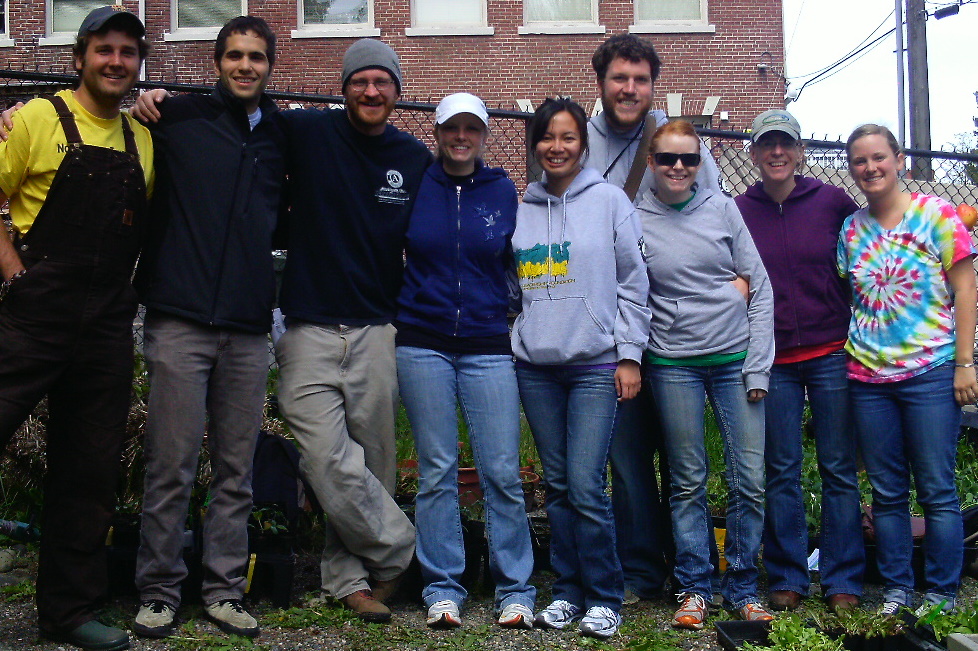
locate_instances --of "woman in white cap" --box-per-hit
[735,110,864,614]
[394,92,536,629]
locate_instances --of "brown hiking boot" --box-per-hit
[341,589,391,623]
[371,572,404,604]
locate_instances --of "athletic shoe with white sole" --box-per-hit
[134,599,177,638]
[534,600,582,630]
[426,600,462,628]
[498,603,534,629]
[205,599,259,638]
[578,606,622,639]
[672,593,708,630]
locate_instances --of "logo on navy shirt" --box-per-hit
[376,169,410,205]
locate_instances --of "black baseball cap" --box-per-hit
[77,5,145,38]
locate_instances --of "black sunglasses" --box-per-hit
[653,152,702,167]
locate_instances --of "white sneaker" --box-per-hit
[133,600,176,638]
[426,600,462,628]
[498,602,533,629]
[534,600,582,630]
[204,600,259,638]
[879,601,904,617]
[579,606,622,639]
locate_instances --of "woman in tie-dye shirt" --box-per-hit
[837,124,977,616]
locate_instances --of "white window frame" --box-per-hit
[518,0,604,35]
[40,0,107,45]
[291,0,380,39]
[630,0,715,34]
[164,0,248,42]
[0,0,13,47]
[406,0,493,37]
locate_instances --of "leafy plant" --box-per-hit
[917,599,978,641]
[0,579,34,602]
[812,605,905,639]
[249,506,289,535]
[743,613,844,651]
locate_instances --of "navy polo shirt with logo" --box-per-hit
[278,108,433,325]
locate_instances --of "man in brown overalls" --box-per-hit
[0,7,153,650]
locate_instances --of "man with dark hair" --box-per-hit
[273,38,432,624]
[0,7,152,650]
[586,32,724,607]
[127,14,284,640]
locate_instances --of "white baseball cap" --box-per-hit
[435,92,489,128]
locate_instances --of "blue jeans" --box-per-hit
[610,387,672,598]
[764,350,864,597]
[516,365,623,612]
[646,361,766,609]
[397,347,535,612]
[850,361,963,605]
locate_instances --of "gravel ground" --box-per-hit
[0,546,976,651]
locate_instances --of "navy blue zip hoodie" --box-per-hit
[396,160,517,338]
[135,83,286,333]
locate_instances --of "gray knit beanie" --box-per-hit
[341,39,403,94]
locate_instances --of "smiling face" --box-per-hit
[434,113,486,176]
[848,133,905,201]
[650,133,701,204]
[597,56,654,133]
[73,29,141,117]
[534,110,584,195]
[344,68,399,136]
[751,131,803,186]
[215,30,271,113]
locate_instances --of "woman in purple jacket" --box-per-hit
[395,93,535,630]
[735,110,864,613]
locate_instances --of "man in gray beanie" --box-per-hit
[273,38,433,623]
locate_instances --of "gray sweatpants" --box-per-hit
[275,322,415,599]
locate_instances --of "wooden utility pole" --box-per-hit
[906,0,933,179]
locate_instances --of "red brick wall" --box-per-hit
[0,0,784,132]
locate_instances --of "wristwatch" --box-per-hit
[0,268,26,303]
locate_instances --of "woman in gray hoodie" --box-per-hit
[511,98,650,640]
[636,120,775,630]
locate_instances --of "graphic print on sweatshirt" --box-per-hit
[515,241,572,280]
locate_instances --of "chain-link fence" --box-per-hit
[2,70,977,361]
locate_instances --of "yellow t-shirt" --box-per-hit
[0,89,155,235]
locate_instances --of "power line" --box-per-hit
[785,9,894,80]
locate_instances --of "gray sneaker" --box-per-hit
[133,600,177,638]
[579,606,622,639]
[205,599,260,638]
[534,600,582,630]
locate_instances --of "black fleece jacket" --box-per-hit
[134,83,287,333]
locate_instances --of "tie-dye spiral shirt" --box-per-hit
[836,193,975,383]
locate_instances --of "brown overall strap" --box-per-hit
[120,114,138,158]
[44,95,82,146]
[44,95,140,159]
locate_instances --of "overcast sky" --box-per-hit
[781,0,976,150]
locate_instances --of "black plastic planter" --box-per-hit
[715,620,771,650]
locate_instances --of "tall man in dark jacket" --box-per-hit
[274,38,432,623]
[128,16,285,640]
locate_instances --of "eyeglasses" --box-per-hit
[347,78,395,93]
[753,137,800,151]
[653,152,701,167]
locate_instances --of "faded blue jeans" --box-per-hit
[763,350,864,598]
[516,364,624,612]
[850,361,963,607]
[397,346,535,612]
[646,361,766,609]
